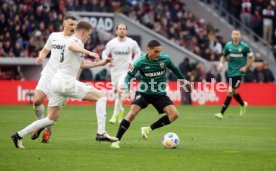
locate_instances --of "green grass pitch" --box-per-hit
[0,105,276,171]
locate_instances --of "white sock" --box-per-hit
[96,97,107,134]
[112,93,123,117]
[17,118,55,138]
[33,104,45,120]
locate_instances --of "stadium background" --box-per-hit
[1,1,276,171]
[0,0,275,105]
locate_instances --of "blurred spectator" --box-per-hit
[253,61,275,83]
[167,70,177,81]
[190,63,206,82]
[206,64,221,82]
[228,0,241,23]
[79,69,93,81]
[252,9,263,40]
[244,65,255,82]
[0,66,23,80]
[240,0,252,29]
[95,69,110,81]
[262,61,275,82]
[254,52,264,62]
[29,31,44,57]
[262,5,274,43]
[179,57,192,79]
[209,38,222,59]
[253,63,264,82]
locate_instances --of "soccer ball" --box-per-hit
[162,132,180,149]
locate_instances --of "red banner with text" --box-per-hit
[0,81,275,106]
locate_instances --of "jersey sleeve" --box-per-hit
[222,44,229,57]
[44,33,53,50]
[102,41,112,60]
[244,44,254,57]
[124,59,140,92]
[69,37,84,48]
[166,56,185,80]
[131,41,141,63]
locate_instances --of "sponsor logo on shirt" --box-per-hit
[229,53,243,58]
[113,50,131,55]
[144,70,166,77]
[52,44,65,50]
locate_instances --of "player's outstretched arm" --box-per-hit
[240,55,255,72]
[218,55,226,72]
[167,58,191,89]
[132,41,141,63]
[68,42,99,61]
[80,58,112,69]
[36,48,50,64]
[124,62,139,98]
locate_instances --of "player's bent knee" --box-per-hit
[33,97,44,106]
[165,107,179,122]
[227,91,234,96]
[117,86,125,93]
[170,112,179,121]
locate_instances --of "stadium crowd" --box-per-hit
[0,0,274,82]
[203,0,276,45]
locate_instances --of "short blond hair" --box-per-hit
[76,21,92,31]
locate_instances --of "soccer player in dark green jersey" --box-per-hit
[214,29,255,120]
[111,40,190,148]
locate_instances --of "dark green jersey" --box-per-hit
[125,52,185,95]
[223,41,253,77]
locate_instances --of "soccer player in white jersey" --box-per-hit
[32,15,77,143]
[102,23,141,124]
[11,21,118,148]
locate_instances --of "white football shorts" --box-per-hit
[48,76,92,107]
[36,74,53,96]
[111,72,128,90]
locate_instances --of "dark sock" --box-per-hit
[16,132,22,139]
[233,93,244,106]
[150,115,171,131]
[116,119,130,141]
[220,96,232,114]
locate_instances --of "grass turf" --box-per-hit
[0,105,276,171]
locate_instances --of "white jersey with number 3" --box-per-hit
[41,32,71,76]
[56,36,84,79]
[102,37,141,76]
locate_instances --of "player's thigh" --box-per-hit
[47,106,62,121]
[228,76,242,95]
[59,80,98,101]
[132,92,149,110]
[125,104,142,122]
[36,75,52,97]
[82,86,103,102]
[111,74,119,91]
[117,73,128,93]
[151,94,174,114]
[48,92,67,109]
[229,76,242,89]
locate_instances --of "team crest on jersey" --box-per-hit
[129,64,134,71]
[136,94,141,100]
[159,62,165,69]
[238,47,242,52]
